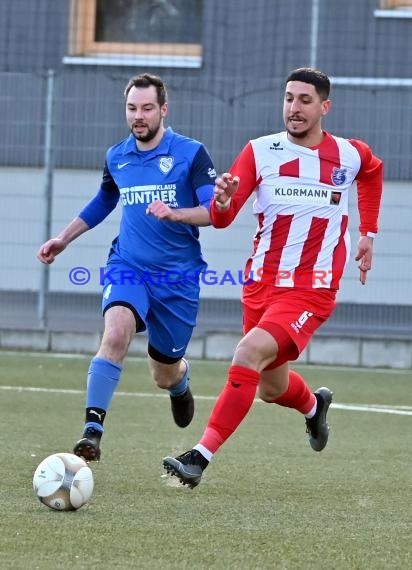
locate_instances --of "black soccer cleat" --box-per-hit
[305,387,333,452]
[170,386,194,428]
[163,449,208,488]
[73,427,102,462]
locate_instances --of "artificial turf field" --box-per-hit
[0,351,411,570]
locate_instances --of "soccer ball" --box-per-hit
[33,452,94,511]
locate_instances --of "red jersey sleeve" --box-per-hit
[210,142,261,228]
[349,139,383,236]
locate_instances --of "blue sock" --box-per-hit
[169,359,190,397]
[85,356,122,432]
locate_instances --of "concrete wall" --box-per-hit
[1,167,411,304]
[1,328,411,369]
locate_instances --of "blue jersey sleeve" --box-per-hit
[190,145,216,210]
[196,184,214,210]
[78,163,120,228]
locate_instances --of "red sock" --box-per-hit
[198,365,260,454]
[272,369,315,414]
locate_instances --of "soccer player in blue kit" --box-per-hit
[37,73,217,461]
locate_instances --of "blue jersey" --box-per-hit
[85,127,216,275]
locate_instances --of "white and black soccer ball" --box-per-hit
[33,452,94,511]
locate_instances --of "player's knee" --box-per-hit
[232,337,278,371]
[100,326,132,360]
[258,386,284,402]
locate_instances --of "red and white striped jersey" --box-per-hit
[210,131,383,290]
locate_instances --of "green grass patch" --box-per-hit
[0,352,411,569]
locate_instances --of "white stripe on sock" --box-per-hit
[305,399,317,419]
[193,443,213,462]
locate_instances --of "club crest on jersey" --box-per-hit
[331,167,347,186]
[159,156,174,174]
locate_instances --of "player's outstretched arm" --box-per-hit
[146,202,210,226]
[355,235,374,285]
[37,217,90,264]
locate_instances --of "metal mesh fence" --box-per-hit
[1,0,412,337]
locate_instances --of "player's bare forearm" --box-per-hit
[174,205,210,226]
[355,235,374,285]
[147,202,210,226]
[56,217,91,245]
[37,217,90,264]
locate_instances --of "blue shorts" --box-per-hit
[100,259,200,359]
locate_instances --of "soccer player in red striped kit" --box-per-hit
[163,67,383,488]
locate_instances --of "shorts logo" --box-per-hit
[159,156,174,174]
[103,283,112,299]
[331,167,347,186]
[291,310,313,334]
[171,345,185,353]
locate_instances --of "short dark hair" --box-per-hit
[285,67,330,101]
[124,73,168,106]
